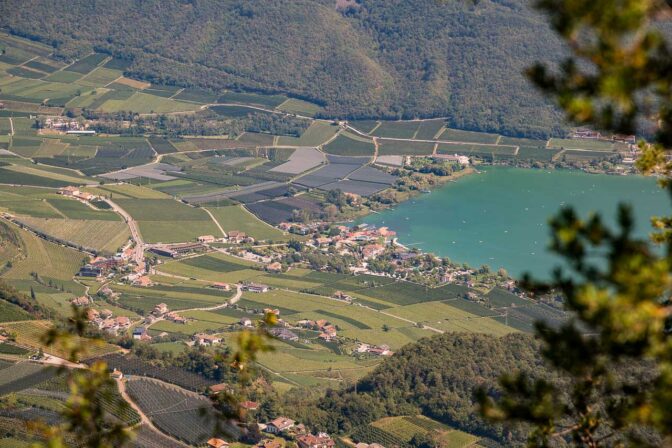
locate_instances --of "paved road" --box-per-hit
[104,198,145,266]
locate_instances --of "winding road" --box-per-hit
[104,198,145,266]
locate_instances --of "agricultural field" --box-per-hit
[15,217,129,254]
[269,147,324,174]
[98,92,200,114]
[2,224,84,283]
[439,127,500,144]
[94,353,217,391]
[560,149,617,161]
[548,138,616,151]
[377,140,435,156]
[205,205,290,241]
[0,300,33,323]
[217,90,288,109]
[169,88,216,104]
[114,198,221,243]
[323,132,375,156]
[90,183,170,199]
[349,120,380,134]
[276,98,324,117]
[384,301,513,336]
[236,132,275,147]
[147,137,178,155]
[126,377,218,445]
[114,282,232,313]
[277,121,339,147]
[352,415,480,448]
[437,142,517,157]
[3,321,119,360]
[372,121,422,139]
[414,119,446,140]
[44,198,119,220]
[0,363,57,396]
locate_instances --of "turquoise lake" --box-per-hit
[360,167,671,278]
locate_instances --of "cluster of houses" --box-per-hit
[44,117,86,132]
[78,244,141,279]
[144,303,187,325]
[87,309,131,335]
[72,296,133,335]
[570,128,636,144]
[196,232,255,245]
[298,224,397,259]
[297,319,338,342]
[260,417,336,448]
[190,333,223,346]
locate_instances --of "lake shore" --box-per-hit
[357,166,668,278]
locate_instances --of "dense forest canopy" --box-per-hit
[285,333,545,446]
[0,0,567,138]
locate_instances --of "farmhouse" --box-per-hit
[613,134,636,144]
[132,275,153,287]
[240,317,253,327]
[152,303,169,316]
[227,230,249,243]
[297,433,335,448]
[243,283,269,293]
[263,308,280,316]
[78,264,103,278]
[59,186,80,197]
[355,443,385,448]
[434,154,470,165]
[240,400,259,411]
[269,328,299,342]
[332,291,352,303]
[266,262,283,273]
[165,312,187,324]
[71,296,90,307]
[207,439,230,448]
[198,235,216,243]
[265,417,295,434]
[258,439,284,448]
[208,383,231,395]
[115,316,131,328]
[571,128,602,139]
[211,282,231,291]
[193,333,222,346]
[132,327,152,341]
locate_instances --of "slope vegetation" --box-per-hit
[0,0,565,137]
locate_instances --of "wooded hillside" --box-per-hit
[0,0,567,138]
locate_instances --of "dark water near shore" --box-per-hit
[360,167,670,278]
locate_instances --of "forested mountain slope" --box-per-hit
[283,333,544,445]
[0,0,566,137]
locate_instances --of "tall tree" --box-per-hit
[478,1,672,446]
